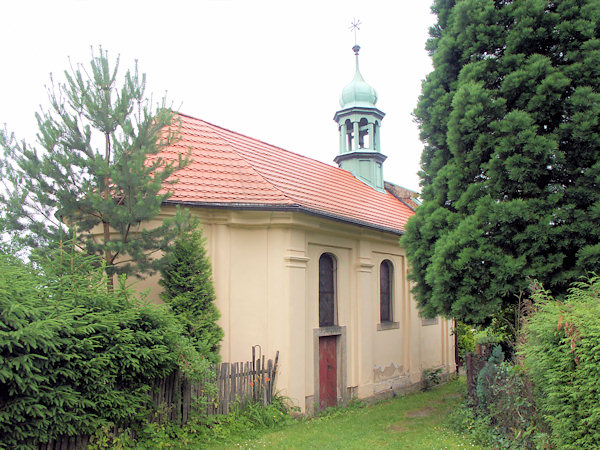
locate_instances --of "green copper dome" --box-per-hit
[339,45,378,109]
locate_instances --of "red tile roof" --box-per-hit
[156,113,414,235]
[384,182,421,211]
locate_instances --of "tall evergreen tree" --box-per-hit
[403,0,600,324]
[0,48,190,288]
[159,227,223,364]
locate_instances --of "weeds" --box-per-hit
[422,367,443,391]
[134,394,294,448]
[310,398,367,422]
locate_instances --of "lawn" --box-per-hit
[210,377,485,449]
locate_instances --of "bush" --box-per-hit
[0,248,211,448]
[454,321,476,362]
[478,360,538,447]
[160,227,223,364]
[454,345,542,449]
[450,401,499,448]
[522,276,600,448]
[475,345,504,407]
[474,328,501,347]
[422,367,443,391]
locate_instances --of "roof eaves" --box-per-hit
[394,196,415,212]
[163,200,404,236]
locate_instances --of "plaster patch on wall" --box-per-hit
[373,376,413,395]
[373,363,412,394]
[373,362,404,383]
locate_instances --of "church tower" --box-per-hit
[334,44,386,192]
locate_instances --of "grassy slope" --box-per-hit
[213,377,485,449]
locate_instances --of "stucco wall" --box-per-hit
[136,206,455,412]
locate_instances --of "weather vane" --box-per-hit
[349,18,362,46]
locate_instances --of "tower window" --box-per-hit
[345,119,353,151]
[358,118,369,149]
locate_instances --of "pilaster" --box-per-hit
[355,241,374,397]
[286,229,309,409]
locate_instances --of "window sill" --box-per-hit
[377,321,399,331]
[421,318,439,326]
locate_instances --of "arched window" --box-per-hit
[319,253,337,327]
[380,260,393,323]
[358,118,369,149]
[344,119,354,151]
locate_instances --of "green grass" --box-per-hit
[211,377,485,449]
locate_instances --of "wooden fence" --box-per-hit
[465,344,493,402]
[36,351,279,449]
[37,436,89,450]
[151,350,280,423]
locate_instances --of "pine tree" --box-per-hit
[403,0,600,324]
[0,48,190,288]
[159,227,223,364]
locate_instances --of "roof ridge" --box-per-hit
[174,111,342,173]
[204,121,297,206]
[384,180,419,195]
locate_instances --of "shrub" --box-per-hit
[0,248,211,448]
[454,321,476,363]
[450,402,499,448]
[160,227,223,364]
[479,362,538,448]
[455,344,542,449]
[474,328,501,347]
[522,276,600,448]
[422,367,443,391]
[475,345,505,407]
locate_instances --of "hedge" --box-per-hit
[523,276,600,448]
[0,250,210,448]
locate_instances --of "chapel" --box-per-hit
[140,44,455,412]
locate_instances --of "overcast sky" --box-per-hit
[1,0,435,192]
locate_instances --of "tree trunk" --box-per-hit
[103,221,114,291]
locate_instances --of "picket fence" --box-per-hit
[152,350,280,423]
[36,351,279,449]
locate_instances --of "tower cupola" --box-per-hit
[334,44,386,192]
[339,45,378,108]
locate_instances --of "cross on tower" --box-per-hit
[349,18,362,46]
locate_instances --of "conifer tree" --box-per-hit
[159,227,223,364]
[403,0,600,324]
[0,48,190,288]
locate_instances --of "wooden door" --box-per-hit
[319,335,337,408]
